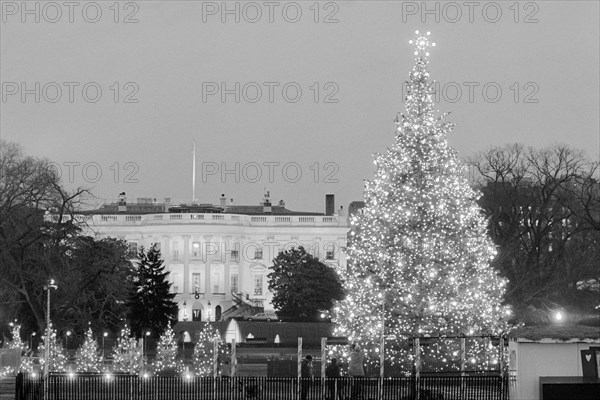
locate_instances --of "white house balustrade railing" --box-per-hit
[85,212,347,227]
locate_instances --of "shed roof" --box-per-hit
[508,325,600,342]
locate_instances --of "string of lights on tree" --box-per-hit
[191,322,225,376]
[153,322,184,374]
[75,327,101,373]
[332,31,512,371]
[8,323,25,352]
[112,325,143,374]
[38,323,67,373]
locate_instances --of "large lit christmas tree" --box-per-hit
[192,323,221,376]
[75,328,101,372]
[153,322,183,374]
[38,324,67,372]
[333,31,511,368]
[112,325,143,374]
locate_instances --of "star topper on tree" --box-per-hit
[409,30,436,58]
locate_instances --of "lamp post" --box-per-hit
[181,331,189,361]
[65,331,71,352]
[30,332,36,351]
[43,278,58,399]
[378,291,386,378]
[102,332,108,360]
[143,330,151,367]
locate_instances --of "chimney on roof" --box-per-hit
[220,194,226,208]
[263,190,272,214]
[118,192,127,212]
[279,199,285,208]
[326,194,335,216]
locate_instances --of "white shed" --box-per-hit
[508,325,600,400]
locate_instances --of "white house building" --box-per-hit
[83,193,350,323]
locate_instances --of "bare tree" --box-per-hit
[0,140,132,335]
[470,144,599,320]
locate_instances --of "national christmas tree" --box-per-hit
[75,328,101,372]
[192,323,221,376]
[112,325,143,373]
[127,245,178,337]
[333,31,511,367]
[153,322,183,374]
[38,324,67,372]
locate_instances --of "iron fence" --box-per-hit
[16,373,508,400]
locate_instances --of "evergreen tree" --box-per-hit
[75,328,101,372]
[268,246,345,319]
[7,323,25,352]
[192,323,221,376]
[38,323,67,372]
[153,322,183,374]
[112,325,143,374]
[127,245,178,337]
[333,32,511,368]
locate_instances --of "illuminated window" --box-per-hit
[192,242,201,258]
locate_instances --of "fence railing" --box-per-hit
[16,373,508,400]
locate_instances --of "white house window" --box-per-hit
[192,242,201,258]
[127,242,138,258]
[254,248,263,260]
[253,275,263,296]
[192,273,202,294]
[172,249,180,261]
[326,251,335,260]
[231,274,239,294]
[230,250,239,263]
[212,271,223,294]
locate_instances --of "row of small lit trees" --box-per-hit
[6,322,223,376]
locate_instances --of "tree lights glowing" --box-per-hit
[8,323,25,351]
[153,322,184,374]
[112,325,143,374]
[333,31,511,369]
[192,323,221,376]
[38,323,67,373]
[75,327,101,372]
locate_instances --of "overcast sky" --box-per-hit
[1,1,598,213]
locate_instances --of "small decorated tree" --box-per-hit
[38,324,67,372]
[7,323,25,352]
[112,325,143,373]
[75,328,101,372]
[192,323,221,376]
[153,323,183,375]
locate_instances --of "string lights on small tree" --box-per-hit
[75,327,101,373]
[38,323,67,373]
[153,322,183,374]
[192,323,222,376]
[112,325,143,374]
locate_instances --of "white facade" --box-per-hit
[84,212,349,322]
